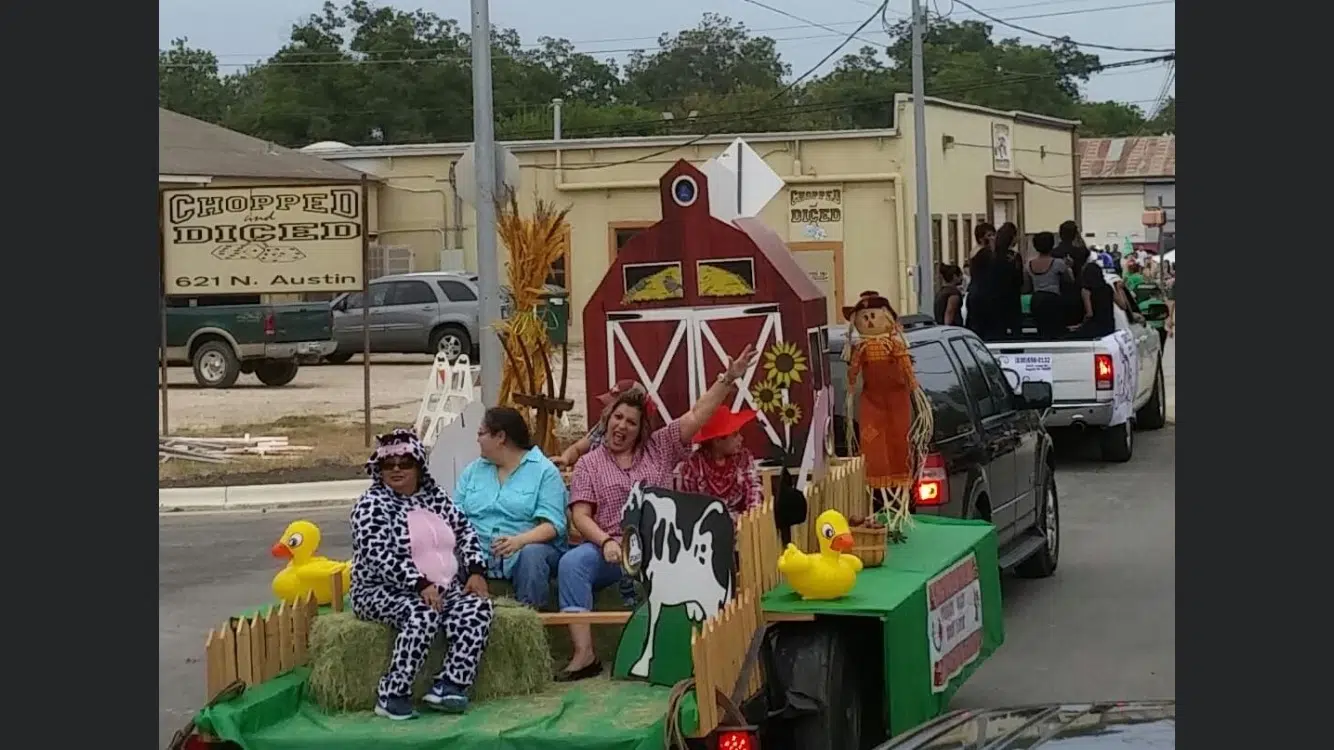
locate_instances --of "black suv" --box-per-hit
[827,316,1059,577]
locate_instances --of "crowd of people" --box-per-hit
[346,346,764,720]
[934,219,1175,343]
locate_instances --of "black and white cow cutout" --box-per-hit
[616,482,735,681]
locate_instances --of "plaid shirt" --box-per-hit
[569,420,691,538]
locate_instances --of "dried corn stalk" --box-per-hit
[493,192,571,447]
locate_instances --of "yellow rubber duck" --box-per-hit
[777,510,863,600]
[270,520,352,606]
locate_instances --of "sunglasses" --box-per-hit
[379,457,417,471]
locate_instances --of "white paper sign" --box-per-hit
[994,353,1053,386]
[927,553,984,692]
[1107,330,1138,426]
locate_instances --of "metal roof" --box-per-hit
[1078,135,1175,181]
[158,109,367,182]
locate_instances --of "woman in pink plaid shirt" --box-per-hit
[555,344,758,682]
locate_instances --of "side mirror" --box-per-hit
[332,298,346,312]
[1018,381,1053,411]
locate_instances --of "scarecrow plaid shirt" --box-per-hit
[568,420,691,537]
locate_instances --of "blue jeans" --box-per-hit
[557,542,625,612]
[508,543,563,609]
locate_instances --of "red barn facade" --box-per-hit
[582,160,829,458]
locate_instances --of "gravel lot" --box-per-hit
[158,351,590,432]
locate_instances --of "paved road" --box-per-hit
[159,429,1174,746]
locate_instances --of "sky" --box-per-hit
[158,0,1175,110]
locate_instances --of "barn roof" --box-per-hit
[732,217,824,302]
[159,109,366,182]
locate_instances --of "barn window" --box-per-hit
[622,261,684,303]
[697,257,756,297]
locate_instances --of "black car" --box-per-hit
[826,316,1059,577]
[873,701,1176,749]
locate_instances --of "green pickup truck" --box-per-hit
[164,296,336,388]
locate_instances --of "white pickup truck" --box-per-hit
[983,304,1166,462]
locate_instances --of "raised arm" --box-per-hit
[678,345,759,443]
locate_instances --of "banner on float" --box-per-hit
[1106,330,1138,425]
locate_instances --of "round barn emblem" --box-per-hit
[671,175,699,207]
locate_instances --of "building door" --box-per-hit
[992,197,1018,226]
[691,304,786,447]
[604,308,697,421]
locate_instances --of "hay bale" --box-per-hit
[307,597,552,712]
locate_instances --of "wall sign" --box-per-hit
[788,185,844,242]
[161,185,366,295]
[991,123,1012,173]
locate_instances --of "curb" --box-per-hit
[159,479,369,512]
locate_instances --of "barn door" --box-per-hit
[605,309,697,422]
[691,304,785,448]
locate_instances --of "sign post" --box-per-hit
[159,181,370,437]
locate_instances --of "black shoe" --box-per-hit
[555,660,603,682]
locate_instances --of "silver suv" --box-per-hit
[326,272,562,363]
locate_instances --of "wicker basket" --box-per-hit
[850,523,888,567]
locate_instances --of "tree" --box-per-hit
[623,14,789,104]
[1146,96,1174,134]
[158,39,235,124]
[159,9,1159,148]
[1075,101,1147,137]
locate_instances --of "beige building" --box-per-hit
[307,94,1079,341]
[1077,135,1175,252]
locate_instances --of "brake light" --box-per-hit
[714,727,759,750]
[914,452,948,507]
[1094,353,1113,391]
[263,313,276,336]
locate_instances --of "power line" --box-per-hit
[527,1,892,171]
[162,2,1173,69]
[947,0,1174,52]
[316,53,1167,147]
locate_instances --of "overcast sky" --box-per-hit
[159,0,1175,110]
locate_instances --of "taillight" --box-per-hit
[914,452,948,507]
[263,313,276,336]
[713,727,759,750]
[1094,353,1113,391]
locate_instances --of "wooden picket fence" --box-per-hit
[791,456,870,554]
[690,588,764,737]
[204,591,333,702]
[734,500,781,598]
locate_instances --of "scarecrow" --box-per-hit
[842,290,933,541]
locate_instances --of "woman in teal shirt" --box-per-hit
[454,407,568,609]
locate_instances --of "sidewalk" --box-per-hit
[159,478,369,512]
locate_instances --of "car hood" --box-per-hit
[882,701,1175,750]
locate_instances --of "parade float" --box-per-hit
[174,146,1006,750]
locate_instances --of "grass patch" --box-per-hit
[306,599,553,712]
[159,415,402,488]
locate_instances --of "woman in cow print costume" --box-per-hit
[350,429,494,720]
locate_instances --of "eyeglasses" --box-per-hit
[379,458,417,471]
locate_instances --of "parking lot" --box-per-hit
[159,351,591,432]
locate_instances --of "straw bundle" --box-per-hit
[493,193,571,448]
[305,599,552,712]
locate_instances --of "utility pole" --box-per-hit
[470,0,502,405]
[911,0,934,315]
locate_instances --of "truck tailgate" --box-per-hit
[271,304,334,343]
[987,340,1103,402]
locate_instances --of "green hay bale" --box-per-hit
[307,598,552,712]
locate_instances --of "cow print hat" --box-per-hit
[365,428,433,487]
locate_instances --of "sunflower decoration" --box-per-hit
[778,401,803,427]
[750,377,783,414]
[764,341,808,388]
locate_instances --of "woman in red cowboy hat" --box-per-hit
[677,404,763,521]
[843,290,918,499]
